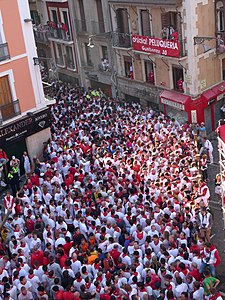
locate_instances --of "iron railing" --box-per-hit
[0,43,10,62]
[0,100,21,123]
[33,26,50,43]
[112,32,132,48]
[49,27,72,41]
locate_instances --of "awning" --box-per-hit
[211,81,225,101]
[160,90,191,111]
[201,89,217,101]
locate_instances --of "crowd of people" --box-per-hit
[0,83,223,300]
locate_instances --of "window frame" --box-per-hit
[55,43,65,67]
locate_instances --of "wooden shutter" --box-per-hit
[141,10,151,36]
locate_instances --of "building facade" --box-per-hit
[30,0,79,85]
[0,0,51,159]
[29,0,225,132]
[108,0,225,132]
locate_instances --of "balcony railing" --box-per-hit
[49,27,72,41]
[0,43,10,62]
[0,100,21,123]
[112,32,132,48]
[33,25,50,43]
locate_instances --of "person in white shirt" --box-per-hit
[200,137,214,164]
[193,281,204,300]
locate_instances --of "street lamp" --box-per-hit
[87,37,95,49]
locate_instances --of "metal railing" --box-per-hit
[49,27,72,41]
[0,43,10,62]
[112,32,132,48]
[33,26,50,43]
[0,100,21,123]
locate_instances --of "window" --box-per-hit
[65,46,75,70]
[217,1,224,32]
[30,10,40,26]
[0,75,14,120]
[161,12,178,39]
[144,61,154,84]
[78,0,86,31]
[51,9,58,24]
[96,0,105,33]
[101,46,108,60]
[55,44,64,66]
[124,56,133,78]
[116,8,129,34]
[84,43,92,66]
[172,66,183,92]
[61,10,71,39]
[222,58,225,80]
[140,10,151,36]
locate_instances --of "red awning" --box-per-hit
[211,81,225,95]
[160,90,191,111]
[160,90,191,104]
[201,89,217,101]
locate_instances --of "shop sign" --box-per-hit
[132,34,180,58]
[161,97,185,110]
[0,107,51,144]
[217,93,225,101]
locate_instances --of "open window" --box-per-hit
[144,61,154,84]
[124,56,133,78]
[172,66,184,92]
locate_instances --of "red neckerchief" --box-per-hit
[86,282,91,289]
[136,231,144,240]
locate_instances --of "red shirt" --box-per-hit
[63,291,76,300]
[30,250,44,268]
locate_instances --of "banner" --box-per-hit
[132,34,181,58]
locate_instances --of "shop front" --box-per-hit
[192,81,225,132]
[0,107,51,160]
[160,90,191,123]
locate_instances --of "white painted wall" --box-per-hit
[17,0,46,109]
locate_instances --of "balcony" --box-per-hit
[33,25,50,44]
[0,100,21,123]
[109,0,182,4]
[49,27,72,42]
[0,43,10,62]
[112,32,132,48]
